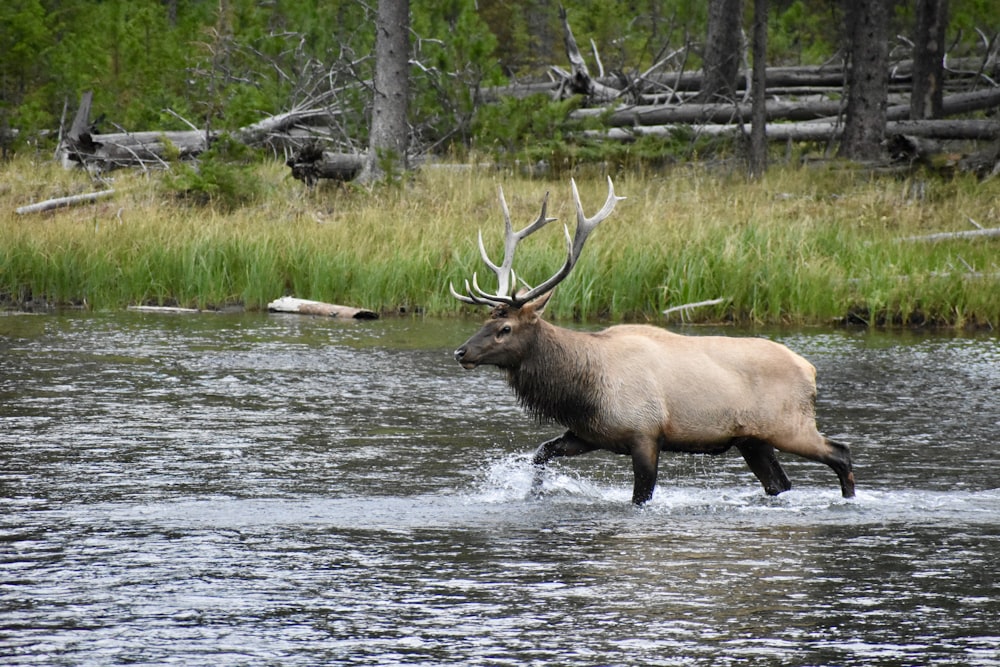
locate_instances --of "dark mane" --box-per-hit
[504,327,600,430]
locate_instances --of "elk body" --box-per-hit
[451,178,855,505]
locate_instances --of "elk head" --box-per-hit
[451,177,624,369]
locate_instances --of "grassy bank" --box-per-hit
[1,157,998,327]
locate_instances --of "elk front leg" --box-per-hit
[531,430,599,464]
[530,431,598,498]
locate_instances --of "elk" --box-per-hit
[451,177,855,505]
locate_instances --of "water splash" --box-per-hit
[466,453,1000,529]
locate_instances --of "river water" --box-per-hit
[1,312,998,666]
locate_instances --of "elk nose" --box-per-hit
[454,347,466,362]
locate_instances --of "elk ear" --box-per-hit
[523,288,555,316]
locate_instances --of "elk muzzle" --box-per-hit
[454,346,477,369]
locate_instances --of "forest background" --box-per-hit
[2,0,998,158]
[1,1,999,327]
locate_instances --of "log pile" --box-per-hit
[488,14,1000,175]
[558,63,1000,168]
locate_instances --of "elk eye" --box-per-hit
[500,325,512,335]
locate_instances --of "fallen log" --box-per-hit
[577,86,1000,129]
[59,91,343,170]
[899,227,1000,243]
[486,65,847,100]
[573,99,846,125]
[63,130,208,169]
[582,119,1000,142]
[267,296,378,319]
[886,119,1000,140]
[884,87,1000,122]
[486,57,998,102]
[16,189,115,215]
[286,148,364,185]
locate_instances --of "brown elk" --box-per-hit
[451,177,855,505]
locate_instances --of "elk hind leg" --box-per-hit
[823,437,855,498]
[773,429,855,498]
[630,436,661,506]
[736,438,792,496]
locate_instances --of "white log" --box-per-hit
[16,189,115,215]
[572,99,845,125]
[582,119,1000,142]
[899,227,1000,243]
[267,296,378,319]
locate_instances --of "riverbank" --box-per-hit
[2,157,998,327]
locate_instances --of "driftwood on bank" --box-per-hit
[267,296,379,320]
[662,297,731,323]
[16,189,115,215]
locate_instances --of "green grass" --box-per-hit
[1,157,999,328]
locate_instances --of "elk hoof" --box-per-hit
[530,466,547,499]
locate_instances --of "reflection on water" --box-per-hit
[1,312,998,666]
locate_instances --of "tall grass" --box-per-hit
[1,157,998,327]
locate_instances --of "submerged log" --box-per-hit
[127,305,202,314]
[267,296,378,319]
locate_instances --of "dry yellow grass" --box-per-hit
[2,156,998,327]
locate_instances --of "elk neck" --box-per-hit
[504,319,601,429]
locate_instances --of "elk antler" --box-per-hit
[450,176,624,308]
[450,184,557,306]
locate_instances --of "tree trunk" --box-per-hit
[839,0,889,160]
[358,0,410,184]
[555,6,619,101]
[748,0,768,178]
[700,0,745,102]
[911,0,949,119]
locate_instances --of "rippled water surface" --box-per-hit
[2,312,998,666]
